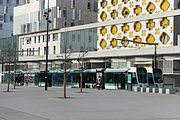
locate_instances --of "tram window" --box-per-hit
[114,73,121,83]
[137,68,147,83]
[105,73,114,83]
[148,73,154,84]
[86,73,96,83]
[153,69,163,83]
[72,73,80,83]
[131,73,137,84]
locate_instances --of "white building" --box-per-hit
[13,0,98,35]
[13,0,57,35]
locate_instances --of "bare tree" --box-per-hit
[2,37,17,92]
[62,29,70,98]
[77,51,87,93]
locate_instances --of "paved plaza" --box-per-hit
[0,84,180,120]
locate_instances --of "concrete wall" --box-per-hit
[164,74,180,88]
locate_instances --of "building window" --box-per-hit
[78,34,80,41]
[44,47,46,55]
[21,49,24,56]
[71,21,75,26]
[53,33,58,41]
[27,38,31,44]
[6,0,10,4]
[10,15,13,22]
[78,9,82,21]
[41,0,45,9]
[27,23,30,33]
[94,1,98,12]
[34,36,36,43]
[79,20,83,25]
[5,6,8,13]
[38,47,40,55]
[29,48,31,56]
[0,0,3,5]
[44,47,49,55]
[43,35,45,42]
[63,8,67,18]
[53,46,56,54]
[32,48,34,56]
[89,36,92,42]
[27,0,30,4]
[27,48,28,56]
[71,0,75,8]
[0,24,2,30]
[80,46,83,51]
[0,15,4,22]
[21,38,24,45]
[72,34,75,41]
[48,34,50,42]
[16,0,19,5]
[87,0,91,10]
[72,9,76,20]
[38,36,40,43]
[21,24,26,33]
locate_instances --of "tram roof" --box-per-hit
[105,68,129,73]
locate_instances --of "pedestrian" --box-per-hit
[99,77,103,90]
[96,76,100,90]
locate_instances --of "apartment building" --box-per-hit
[13,0,98,35]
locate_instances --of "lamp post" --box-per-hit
[13,52,16,89]
[116,39,158,69]
[44,0,51,91]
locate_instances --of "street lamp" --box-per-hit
[116,39,158,69]
[44,0,51,91]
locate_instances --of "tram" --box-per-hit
[127,67,148,88]
[10,67,162,89]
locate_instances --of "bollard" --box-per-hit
[133,87,138,92]
[152,88,159,93]
[166,88,176,94]
[159,88,166,94]
[146,88,149,93]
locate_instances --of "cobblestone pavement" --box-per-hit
[0,84,180,120]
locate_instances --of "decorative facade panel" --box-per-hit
[97,0,175,51]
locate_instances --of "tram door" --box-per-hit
[120,73,126,89]
[114,73,126,89]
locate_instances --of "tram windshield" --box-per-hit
[105,73,114,83]
[148,73,154,84]
[153,69,163,83]
[137,68,147,83]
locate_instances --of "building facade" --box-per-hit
[97,0,180,51]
